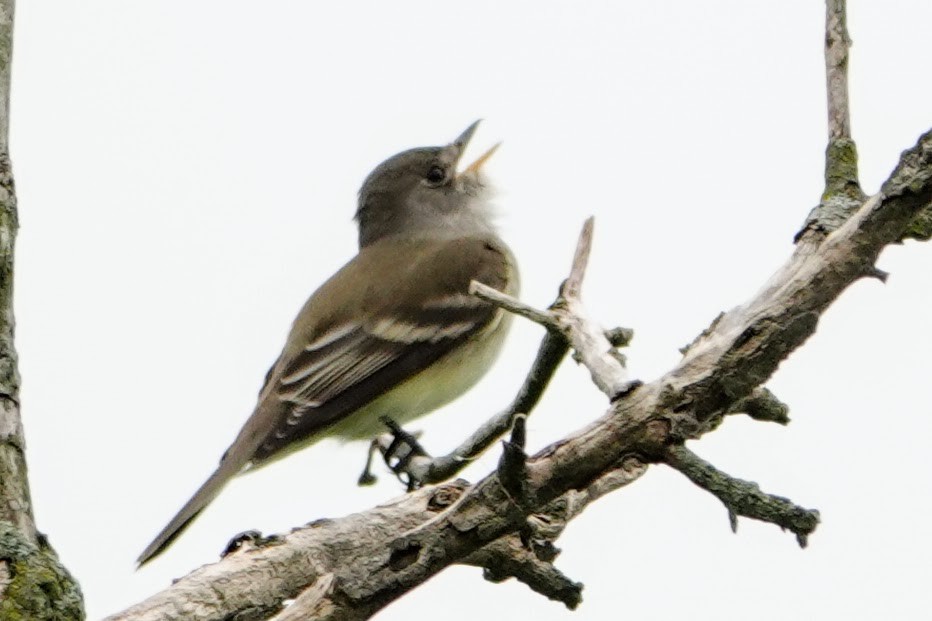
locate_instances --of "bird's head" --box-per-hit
[355,120,500,248]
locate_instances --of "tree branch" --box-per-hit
[823,0,860,198]
[107,123,932,620]
[0,5,85,618]
[474,219,638,400]
[664,444,820,546]
[0,0,33,547]
[797,0,866,241]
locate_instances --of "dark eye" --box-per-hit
[425,165,445,184]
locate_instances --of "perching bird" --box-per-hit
[137,121,518,566]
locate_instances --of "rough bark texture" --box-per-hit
[0,0,32,547]
[0,524,84,621]
[105,124,932,620]
[798,0,866,241]
[0,1,86,617]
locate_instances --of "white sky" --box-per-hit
[10,1,932,619]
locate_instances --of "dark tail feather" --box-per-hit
[136,457,242,568]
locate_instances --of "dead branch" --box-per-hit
[664,444,819,546]
[105,120,932,618]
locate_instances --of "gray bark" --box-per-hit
[0,2,85,618]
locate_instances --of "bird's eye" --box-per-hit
[425,165,446,184]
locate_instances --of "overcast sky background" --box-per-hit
[9,1,932,619]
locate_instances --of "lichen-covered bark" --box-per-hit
[0,524,84,621]
[796,0,866,241]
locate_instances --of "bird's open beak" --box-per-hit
[452,120,501,178]
[463,142,501,174]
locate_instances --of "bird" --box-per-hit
[137,121,518,566]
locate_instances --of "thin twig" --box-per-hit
[823,0,862,199]
[796,0,864,242]
[469,281,557,328]
[468,539,583,610]
[557,221,636,399]
[664,444,820,547]
[825,0,853,144]
[562,216,594,299]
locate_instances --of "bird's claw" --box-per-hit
[358,417,430,490]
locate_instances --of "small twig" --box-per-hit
[796,0,865,242]
[823,0,861,198]
[561,216,594,299]
[463,455,647,610]
[467,539,583,610]
[865,266,889,283]
[469,282,557,328]
[475,220,636,400]
[441,332,568,469]
[664,444,820,547]
[825,0,853,145]
[726,387,790,425]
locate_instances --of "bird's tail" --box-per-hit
[136,456,243,567]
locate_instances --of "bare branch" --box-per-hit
[823,0,861,198]
[557,295,635,400]
[0,4,87,618]
[825,0,853,145]
[105,126,932,619]
[0,0,10,148]
[561,215,593,300]
[472,277,634,400]
[470,282,557,329]
[476,220,635,400]
[797,0,866,242]
[0,0,35,546]
[467,531,583,609]
[664,444,820,547]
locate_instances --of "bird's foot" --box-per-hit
[358,416,430,491]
